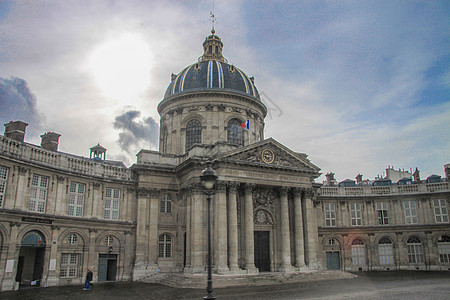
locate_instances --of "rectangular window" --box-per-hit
[407,244,424,263]
[324,203,336,227]
[0,166,8,208]
[438,243,450,263]
[434,199,449,223]
[60,253,79,278]
[376,202,389,225]
[351,245,366,265]
[29,174,48,213]
[350,202,362,226]
[403,200,418,224]
[68,182,85,217]
[378,244,394,265]
[104,188,120,220]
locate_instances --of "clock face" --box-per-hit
[261,148,275,164]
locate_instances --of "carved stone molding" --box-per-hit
[217,104,226,112]
[10,222,21,227]
[254,209,273,225]
[253,186,275,211]
[89,228,98,233]
[279,186,289,197]
[17,166,27,175]
[51,225,61,230]
[57,176,65,183]
[216,181,227,192]
[93,182,101,189]
[227,181,239,193]
[189,184,203,195]
[205,103,214,111]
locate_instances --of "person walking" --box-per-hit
[84,268,93,290]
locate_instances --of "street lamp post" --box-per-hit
[200,161,218,300]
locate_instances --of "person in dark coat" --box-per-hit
[84,268,93,290]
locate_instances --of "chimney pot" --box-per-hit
[4,121,28,142]
[41,131,61,151]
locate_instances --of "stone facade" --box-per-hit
[0,31,449,292]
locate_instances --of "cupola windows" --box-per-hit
[185,119,202,151]
[227,119,244,146]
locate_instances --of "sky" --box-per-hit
[0,0,449,183]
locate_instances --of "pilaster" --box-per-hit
[213,182,229,273]
[303,189,319,269]
[279,187,294,272]
[293,188,305,268]
[227,182,240,271]
[244,184,258,273]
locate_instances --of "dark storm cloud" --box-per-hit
[113,110,159,153]
[0,76,44,135]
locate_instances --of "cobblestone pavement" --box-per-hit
[2,271,450,300]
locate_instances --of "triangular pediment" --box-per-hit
[216,138,321,174]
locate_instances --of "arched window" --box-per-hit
[160,194,172,213]
[185,119,202,150]
[378,237,394,265]
[351,239,366,265]
[328,238,336,245]
[161,126,168,153]
[407,236,424,263]
[68,233,78,245]
[158,234,173,258]
[227,119,244,146]
[437,235,450,263]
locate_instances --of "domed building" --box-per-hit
[132,30,321,278]
[0,30,449,292]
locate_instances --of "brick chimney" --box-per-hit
[4,121,28,142]
[41,132,61,151]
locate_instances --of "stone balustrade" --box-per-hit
[319,181,449,197]
[0,135,131,180]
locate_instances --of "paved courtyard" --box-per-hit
[2,271,450,300]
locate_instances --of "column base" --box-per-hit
[44,274,59,287]
[213,266,230,275]
[244,265,259,274]
[1,278,19,291]
[278,264,296,273]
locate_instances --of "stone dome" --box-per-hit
[162,32,260,101]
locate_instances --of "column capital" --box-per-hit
[244,183,255,193]
[279,186,290,197]
[227,181,240,192]
[216,181,227,192]
[188,183,203,195]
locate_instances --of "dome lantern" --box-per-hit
[200,30,226,62]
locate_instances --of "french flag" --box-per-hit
[240,120,249,130]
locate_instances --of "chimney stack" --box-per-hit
[41,132,61,151]
[4,121,28,142]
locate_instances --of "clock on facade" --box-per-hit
[261,148,275,164]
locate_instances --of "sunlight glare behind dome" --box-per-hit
[88,33,153,103]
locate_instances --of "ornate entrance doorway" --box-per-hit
[16,230,46,287]
[254,231,270,272]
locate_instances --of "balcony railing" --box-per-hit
[0,136,131,180]
[319,182,449,197]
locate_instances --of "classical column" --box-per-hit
[227,182,239,271]
[303,189,319,268]
[133,188,150,280]
[87,228,97,279]
[214,182,229,273]
[293,188,305,268]
[244,184,258,273]
[185,185,205,273]
[279,187,293,271]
